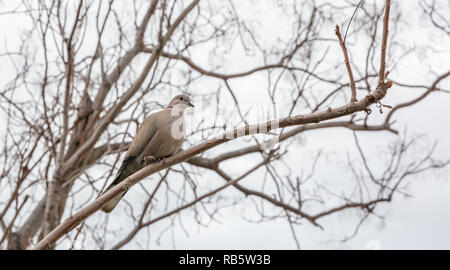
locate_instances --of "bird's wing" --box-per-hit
[124,111,160,161]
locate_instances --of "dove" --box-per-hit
[101,94,194,213]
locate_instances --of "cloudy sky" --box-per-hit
[0,0,449,250]
[152,0,450,250]
[135,0,450,250]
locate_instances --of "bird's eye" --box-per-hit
[180,97,184,100]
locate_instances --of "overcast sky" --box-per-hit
[135,0,450,250]
[0,0,449,250]
[146,0,450,250]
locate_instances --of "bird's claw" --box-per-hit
[144,155,156,165]
[160,157,166,164]
[144,155,156,161]
[144,155,168,165]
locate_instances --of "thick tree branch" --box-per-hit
[33,78,393,249]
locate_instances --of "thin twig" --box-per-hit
[335,25,357,102]
[0,196,29,246]
[344,0,364,43]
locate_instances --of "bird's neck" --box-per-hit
[168,103,188,118]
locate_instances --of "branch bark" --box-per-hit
[32,79,393,249]
[335,24,357,102]
[379,0,391,84]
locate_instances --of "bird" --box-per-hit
[101,94,194,213]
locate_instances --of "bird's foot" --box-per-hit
[144,155,156,166]
[160,156,167,164]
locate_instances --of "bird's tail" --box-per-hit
[101,158,137,213]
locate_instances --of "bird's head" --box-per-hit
[167,94,194,110]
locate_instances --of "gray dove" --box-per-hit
[101,94,194,213]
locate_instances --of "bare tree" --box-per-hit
[0,0,448,250]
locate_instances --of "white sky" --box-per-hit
[0,0,449,250]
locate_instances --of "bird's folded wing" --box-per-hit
[124,112,159,160]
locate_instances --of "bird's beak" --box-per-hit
[188,102,194,108]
